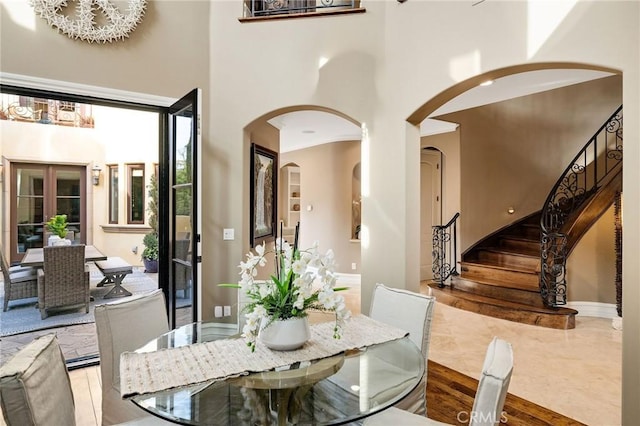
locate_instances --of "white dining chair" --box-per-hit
[369,283,436,416]
[363,337,514,426]
[94,289,172,425]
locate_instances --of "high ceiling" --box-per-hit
[269,69,614,153]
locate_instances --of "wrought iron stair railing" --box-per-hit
[432,212,460,288]
[540,105,623,307]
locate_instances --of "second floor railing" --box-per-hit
[432,213,460,288]
[244,0,358,17]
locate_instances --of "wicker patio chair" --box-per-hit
[37,245,90,319]
[1,245,37,312]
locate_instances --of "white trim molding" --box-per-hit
[567,301,618,319]
[334,272,361,286]
[0,72,175,107]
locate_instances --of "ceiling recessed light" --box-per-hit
[302,130,316,134]
[480,80,494,86]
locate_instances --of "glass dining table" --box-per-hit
[130,320,425,425]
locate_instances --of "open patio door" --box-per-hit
[165,89,201,328]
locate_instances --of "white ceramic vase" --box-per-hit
[52,238,72,246]
[258,316,310,351]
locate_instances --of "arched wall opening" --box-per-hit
[243,106,362,278]
[410,63,622,302]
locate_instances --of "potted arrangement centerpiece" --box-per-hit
[45,214,71,246]
[221,225,351,352]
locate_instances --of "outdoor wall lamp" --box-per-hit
[92,165,102,186]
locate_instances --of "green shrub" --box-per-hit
[142,233,158,261]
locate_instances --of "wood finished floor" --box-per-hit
[0,360,582,426]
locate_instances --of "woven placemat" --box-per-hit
[120,314,408,398]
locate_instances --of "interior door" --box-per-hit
[420,149,442,281]
[167,89,201,328]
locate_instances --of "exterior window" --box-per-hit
[108,165,119,224]
[127,164,145,224]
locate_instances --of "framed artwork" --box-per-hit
[250,143,278,247]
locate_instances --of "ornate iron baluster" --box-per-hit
[540,106,623,307]
[246,0,356,17]
[432,213,460,288]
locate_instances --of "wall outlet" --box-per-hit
[214,306,223,317]
[223,228,235,240]
[224,306,231,316]
[351,262,357,270]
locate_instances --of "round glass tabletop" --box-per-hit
[131,320,425,425]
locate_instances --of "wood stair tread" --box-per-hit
[429,283,577,315]
[499,234,538,242]
[453,276,540,294]
[461,260,538,274]
[476,247,540,259]
[427,282,577,329]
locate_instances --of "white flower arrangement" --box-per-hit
[221,234,351,352]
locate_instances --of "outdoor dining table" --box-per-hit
[20,245,107,267]
[123,315,425,425]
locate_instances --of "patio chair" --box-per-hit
[94,289,172,425]
[363,337,514,426]
[37,245,90,319]
[1,245,37,312]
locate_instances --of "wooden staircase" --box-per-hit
[429,162,621,330]
[428,212,579,330]
[429,106,623,330]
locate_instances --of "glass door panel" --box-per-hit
[55,169,82,243]
[15,167,45,253]
[168,89,200,328]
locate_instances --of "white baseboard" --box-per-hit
[335,272,361,286]
[566,301,619,319]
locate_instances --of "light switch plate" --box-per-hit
[223,228,234,240]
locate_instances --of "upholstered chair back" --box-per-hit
[369,283,436,416]
[0,334,76,426]
[470,337,514,426]
[94,289,170,425]
[363,336,514,426]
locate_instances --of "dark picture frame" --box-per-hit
[250,143,278,247]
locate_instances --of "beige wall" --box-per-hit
[2,0,639,419]
[281,140,361,274]
[567,205,616,304]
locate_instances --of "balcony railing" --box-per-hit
[243,0,359,18]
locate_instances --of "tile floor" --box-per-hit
[0,281,621,426]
